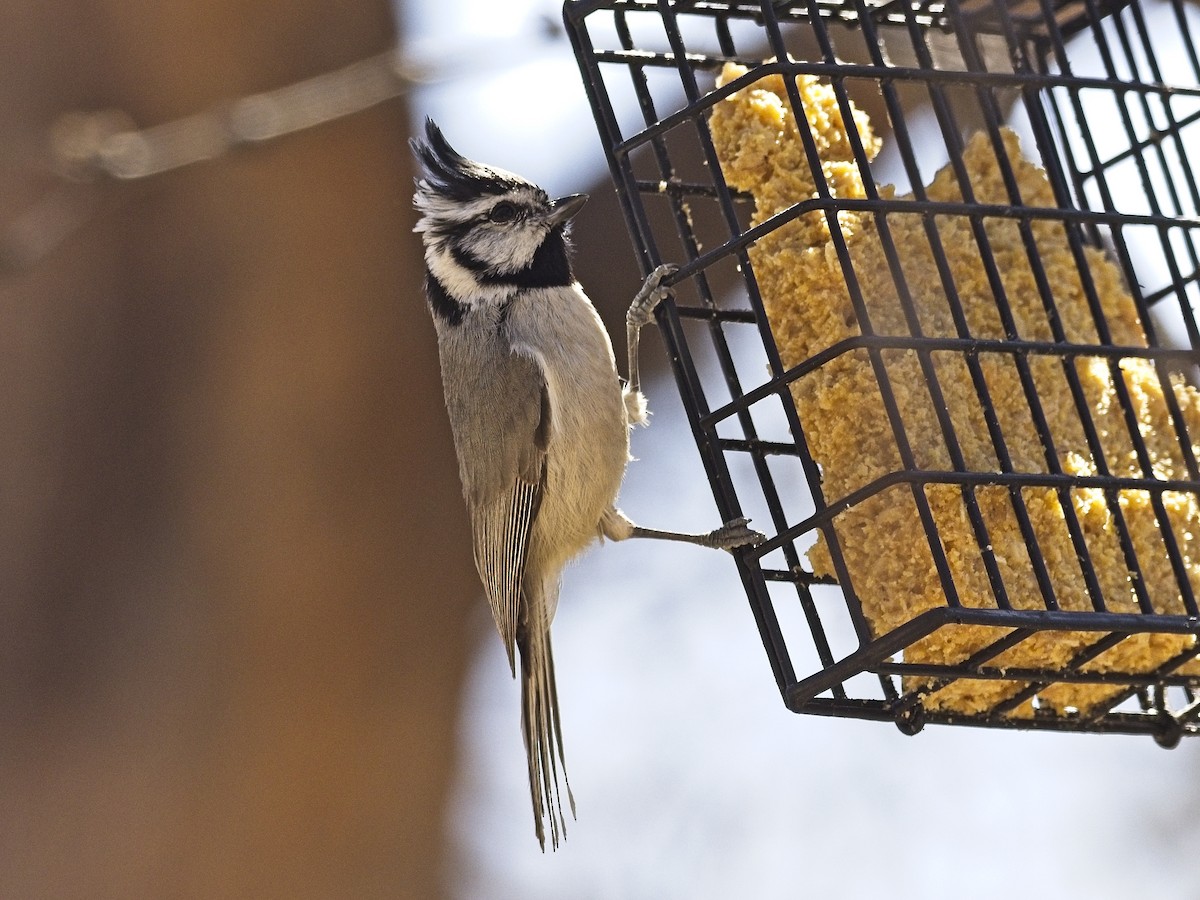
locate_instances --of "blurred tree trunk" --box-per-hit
[0,2,476,897]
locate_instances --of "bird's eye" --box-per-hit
[489,202,519,224]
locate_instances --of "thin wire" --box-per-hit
[1,16,569,277]
[0,49,416,276]
[55,49,420,182]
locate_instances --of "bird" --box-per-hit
[411,118,763,850]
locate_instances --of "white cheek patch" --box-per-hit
[461,224,543,272]
[426,246,514,308]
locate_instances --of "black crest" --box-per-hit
[410,118,524,201]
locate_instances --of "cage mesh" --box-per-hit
[565,0,1200,742]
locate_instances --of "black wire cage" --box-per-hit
[564,0,1200,743]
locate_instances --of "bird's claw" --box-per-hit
[704,517,766,551]
[627,263,679,328]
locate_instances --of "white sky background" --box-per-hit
[399,1,1200,896]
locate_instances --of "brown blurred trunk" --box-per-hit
[0,2,476,897]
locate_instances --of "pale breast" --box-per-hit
[507,283,630,564]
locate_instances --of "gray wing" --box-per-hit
[442,338,550,671]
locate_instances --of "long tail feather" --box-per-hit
[517,621,574,851]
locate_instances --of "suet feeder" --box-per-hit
[566,0,1200,744]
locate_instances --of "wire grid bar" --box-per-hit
[567,0,1133,37]
[565,0,1200,742]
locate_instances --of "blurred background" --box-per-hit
[2,0,1199,897]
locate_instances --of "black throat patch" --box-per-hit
[499,228,573,289]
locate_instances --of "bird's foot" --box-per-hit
[626,264,678,329]
[702,517,766,551]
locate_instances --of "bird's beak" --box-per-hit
[545,193,588,227]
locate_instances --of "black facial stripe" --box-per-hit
[449,242,491,275]
[424,269,467,327]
